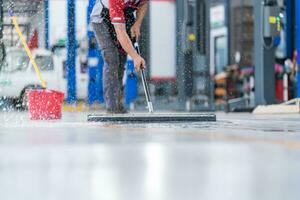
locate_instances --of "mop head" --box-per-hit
[87,113,216,123]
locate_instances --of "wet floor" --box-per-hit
[0,111,299,200]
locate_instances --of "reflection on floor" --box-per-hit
[0,112,299,200]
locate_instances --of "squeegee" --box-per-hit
[87,39,216,123]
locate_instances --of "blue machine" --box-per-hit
[285,0,294,59]
[66,0,77,103]
[87,0,104,105]
[297,0,300,98]
[125,58,138,106]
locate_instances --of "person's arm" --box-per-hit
[109,0,145,70]
[131,2,149,40]
[114,24,145,70]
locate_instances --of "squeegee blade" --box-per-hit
[87,113,216,123]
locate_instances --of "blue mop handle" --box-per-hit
[133,41,154,113]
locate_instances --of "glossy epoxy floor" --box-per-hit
[0,111,300,200]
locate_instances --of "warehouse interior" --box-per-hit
[0,0,299,111]
[0,0,299,199]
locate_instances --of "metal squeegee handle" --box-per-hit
[133,42,154,113]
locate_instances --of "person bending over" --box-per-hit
[91,0,148,113]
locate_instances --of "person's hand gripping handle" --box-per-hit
[131,38,145,71]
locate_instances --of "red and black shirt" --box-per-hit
[91,0,147,24]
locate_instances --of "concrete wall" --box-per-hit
[150,1,176,80]
[49,0,88,46]
[230,0,253,7]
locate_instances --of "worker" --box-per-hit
[91,0,148,113]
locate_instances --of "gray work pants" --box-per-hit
[92,22,127,111]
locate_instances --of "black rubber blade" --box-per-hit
[87,113,216,123]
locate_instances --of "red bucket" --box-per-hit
[27,89,65,120]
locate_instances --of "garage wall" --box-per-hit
[150,0,176,80]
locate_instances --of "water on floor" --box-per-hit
[0,111,299,200]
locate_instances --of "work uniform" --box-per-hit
[91,0,146,113]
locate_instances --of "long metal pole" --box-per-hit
[0,0,3,41]
[205,0,214,110]
[297,0,300,98]
[254,0,276,105]
[176,0,185,111]
[44,0,49,49]
[0,0,4,61]
[67,0,77,103]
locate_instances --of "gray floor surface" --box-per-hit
[0,111,299,200]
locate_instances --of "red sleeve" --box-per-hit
[109,0,125,24]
